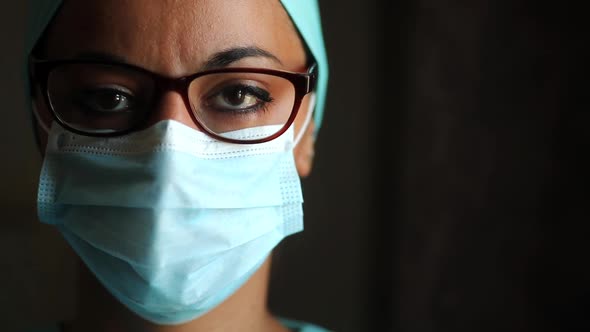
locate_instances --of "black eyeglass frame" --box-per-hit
[29,57,317,144]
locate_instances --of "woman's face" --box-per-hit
[35,0,315,175]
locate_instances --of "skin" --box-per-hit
[32,0,316,331]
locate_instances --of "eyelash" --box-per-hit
[207,84,274,113]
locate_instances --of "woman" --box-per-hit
[26,0,329,331]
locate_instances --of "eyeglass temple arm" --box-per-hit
[306,63,318,94]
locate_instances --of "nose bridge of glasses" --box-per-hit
[148,77,201,131]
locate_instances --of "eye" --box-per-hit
[206,84,273,113]
[76,86,135,113]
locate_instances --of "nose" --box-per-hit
[144,90,201,131]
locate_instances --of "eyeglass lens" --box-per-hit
[46,63,297,141]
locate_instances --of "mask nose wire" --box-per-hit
[292,92,315,149]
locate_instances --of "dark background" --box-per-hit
[1,1,587,331]
[270,0,588,331]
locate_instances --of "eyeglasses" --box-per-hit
[29,57,317,144]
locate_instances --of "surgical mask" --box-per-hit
[36,108,311,324]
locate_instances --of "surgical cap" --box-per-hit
[24,0,329,134]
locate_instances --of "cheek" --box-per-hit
[292,95,315,178]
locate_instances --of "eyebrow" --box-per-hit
[202,46,283,70]
[74,46,282,72]
[75,52,128,63]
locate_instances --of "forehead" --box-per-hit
[44,0,306,75]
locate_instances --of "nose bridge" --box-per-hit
[147,79,200,131]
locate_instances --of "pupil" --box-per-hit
[98,92,123,109]
[224,87,245,106]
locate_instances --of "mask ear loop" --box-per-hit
[292,93,316,149]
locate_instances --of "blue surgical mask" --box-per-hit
[36,119,306,325]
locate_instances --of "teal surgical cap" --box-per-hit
[25,0,329,134]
